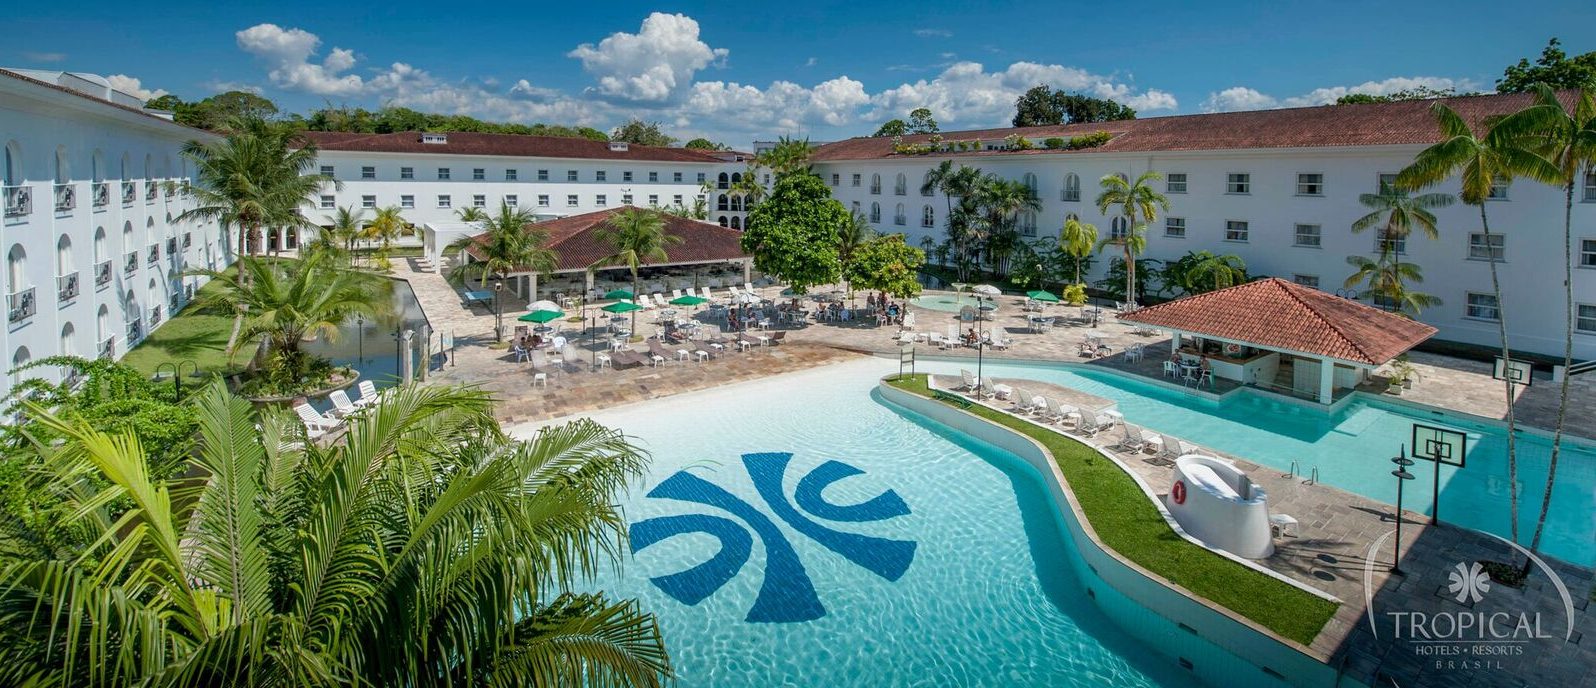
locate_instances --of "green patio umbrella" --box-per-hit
[601,301,643,314]
[518,309,564,323]
[603,289,634,300]
[1026,289,1060,303]
[670,295,708,306]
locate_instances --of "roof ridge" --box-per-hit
[1267,278,1375,364]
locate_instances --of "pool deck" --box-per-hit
[932,375,1595,688]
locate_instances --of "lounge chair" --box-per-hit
[1042,397,1076,425]
[328,390,360,419]
[974,380,1000,400]
[959,369,978,391]
[1149,433,1181,466]
[646,338,676,365]
[1115,424,1153,454]
[1074,412,1110,437]
[354,381,381,408]
[1009,387,1039,414]
[294,403,337,439]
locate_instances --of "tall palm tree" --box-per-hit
[0,382,673,687]
[365,205,408,270]
[838,212,876,301]
[1060,215,1098,285]
[1350,186,1455,243]
[1489,84,1596,562]
[454,206,489,223]
[923,165,985,280]
[1396,101,1544,552]
[1343,254,1441,316]
[179,116,329,269]
[320,204,367,264]
[587,208,682,335]
[1094,171,1169,307]
[445,203,557,291]
[972,176,1042,277]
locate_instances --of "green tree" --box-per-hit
[971,176,1041,276]
[1094,171,1168,306]
[1343,255,1441,316]
[318,205,368,263]
[171,91,282,130]
[610,119,676,147]
[1060,215,1098,285]
[454,206,489,223]
[683,137,726,150]
[872,119,908,137]
[1334,86,1468,105]
[837,212,876,299]
[1012,85,1136,127]
[907,107,939,134]
[844,234,925,300]
[0,382,672,687]
[364,205,409,271]
[1161,250,1248,295]
[752,136,814,179]
[446,204,557,290]
[920,162,985,280]
[742,172,845,294]
[586,208,682,335]
[1497,38,1596,93]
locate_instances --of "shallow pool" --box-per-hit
[553,359,1205,686]
[909,294,985,313]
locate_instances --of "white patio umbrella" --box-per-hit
[529,300,562,313]
[971,284,1002,296]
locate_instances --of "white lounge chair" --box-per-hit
[1150,433,1182,466]
[1043,397,1077,425]
[959,369,978,391]
[328,390,359,418]
[1116,424,1153,453]
[1010,387,1040,414]
[355,380,381,409]
[294,403,337,439]
[1075,412,1111,437]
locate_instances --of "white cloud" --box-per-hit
[804,57,818,67]
[868,61,1176,127]
[913,28,953,38]
[567,12,727,103]
[22,51,67,63]
[1201,76,1477,113]
[235,23,366,96]
[686,76,871,133]
[105,74,167,101]
[205,80,263,95]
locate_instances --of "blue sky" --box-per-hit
[8,1,1592,146]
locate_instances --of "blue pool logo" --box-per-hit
[629,452,916,623]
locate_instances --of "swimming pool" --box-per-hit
[920,358,1596,567]
[910,294,986,313]
[549,359,1222,686]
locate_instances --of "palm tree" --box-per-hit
[1060,215,1098,285]
[454,206,489,223]
[0,382,673,687]
[1094,171,1169,307]
[1343,254,1442,316]
[1184,251,1248,293]
[1489,84,1596,562]
[921,164,985,280]
[1350,186,1455,243]
[587,208,682,335]
[972,176,1042,277]
[320,204,367,263]
[179,116,329,268]
[445,203,557,291]
[838,212,876,301]
[365,205,408,270]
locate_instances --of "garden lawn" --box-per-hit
[886,373,1337,646]
[120,280,244,378]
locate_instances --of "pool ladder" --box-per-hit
[1286,461,1319,486]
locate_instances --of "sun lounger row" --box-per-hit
[294,381,387,440]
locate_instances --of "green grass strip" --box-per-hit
[885,374,1336,646]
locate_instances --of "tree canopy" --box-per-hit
[1012,86,1136,127]
[1497,37,1596,93]
[907,107,939,134]
[872,119,908,137]
[1334,86,1476,105]
[844,234,926,300]
[610,119,677,147]
[742,172,845,294]
[148,91,280,131]
[683,137,727,150]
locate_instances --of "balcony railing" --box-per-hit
[122,180,137,205]
[3,185,29,217]
[145,183,157,202]
[125,252,139,275]
[92,182,109,208]
[166,237,178,255]
[54,183,76,212]
[149,306,163,327]
[127,319,143,343]
[8,287,36,323]
[99,336,115,360]
[95,260,112,287]
[57,272,79,301]
[147,245,160,265]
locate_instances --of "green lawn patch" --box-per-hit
[120,280,246,379]
[885,373,1337,646]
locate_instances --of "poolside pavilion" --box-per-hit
[1116,278,1437,404]
[457,208,754,302]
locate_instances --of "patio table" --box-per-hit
[463,290,494,308]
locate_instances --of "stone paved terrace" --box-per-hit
[929,373,1596,688]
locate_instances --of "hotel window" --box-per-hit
[764,173,772,185]
[1226,173,1250,194]
[595,194,607,207]
[472,168,485,181]
[566,194,578,207]
[1293,274,1320,288]
[1296,173,1324,196]
[320,165,335,178]
[1487,176,1509,200]
[869,202,881,223]
[831,173,841,186]
[472,194,486,208]
[505,169,517,181]
[1581,239,1596,267]
[697,173,706,183]
[537,169,549,181]
[1578,304,1596,334]
[1466,292,1500,321]
[1584,171,1596,202]
[596,170,607,182]
[1224,220,1250,242]
[1165,173,1187,194]
[852,174,862,187]
[361,166,375,180]
[1109,217,1129,240]
[851,201,861,214]
[1164,217,1186,238]
[895,173,908,196]
[567,170,579,182]
[647,194,658,206]
[437,168,450,180]
[1376,234,1407,255]
[894,203,906,226]
[537,195,550,207]
[1062,173,1080,202]
[921,205,935,228]
[622,194,634,205]
[673,172,683,183]
[1377,173,1398,193]
[870,174,881,195]
[1294,224,1322,247]
[400,195,414,209]
[648,171,659,182]
[437,195,451,208]
[1468,232,1505,261]
[361,195,376,209]
[319,195,335,209]
[400,166,414,180]
[504,195,517,207]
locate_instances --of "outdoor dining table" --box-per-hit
[1027,315,1054,333]
[463,290,494,308]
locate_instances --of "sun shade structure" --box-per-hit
[1117,278,1437,404]
[971,284,1002,296]
[518,310,564,323]
[1026,290,1060,303]
[601,301,643,314]
[670,295,708,306]
[604,289,634,300]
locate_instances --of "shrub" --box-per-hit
[1062,283,1089,306]
[1043,137,1066,149]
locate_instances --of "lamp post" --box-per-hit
[356,314,365,363]
[493,278,505,343]
[1389,447,1416,575]
[154,359,198,399]
[975,293,986,386]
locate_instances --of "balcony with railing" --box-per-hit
[122,180,137,205]
[124,251,139,275]
[95,260,112,287]
[149,306,163,327]
[3,185,29,218]
[8,287,36,323]
[127,319,143,343]
[57,272,79,302]
[92,182,109,208]
[99,336,115,360]
[147,245,160,265]
[163,181,175,199]
[144,182,157,202]
[54,183,76,212]
[182,233,192,248]
[169,292,182,313]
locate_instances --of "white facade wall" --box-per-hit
[1,73,230,399]
[814,148,1596,360]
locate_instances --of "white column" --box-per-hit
[528,273,538,301]
[1171,332,1182,351]
[1319,357,1335,404]
[743,259,752,283]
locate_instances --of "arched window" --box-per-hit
[97,305,109,343]
[717,194,729,211]
[94,227,106,263]
[717,172,729,190]
[56,235,72,278]
[7,244,27,294]
[3,140,19,186]
[120,152,130,180]
[1022,173,1038,193]
[921,171,935,196]
[1021,212,1037,237]
[143,154,153,182]
[123,221,134,254]
[730,216,742,230]
[125,291,138,323]
[730,195,742,212]
[869,202,881,223]
[60,323,75,358]
[11,347,30,386]
[730,172,742,185]
[1109,216,1129,240]
[1062,173,1080,202]
[921,205,935,228]
[894,203,906,226]
[894,173,907,196]
[717,215,729,227]
[869,173,881,195]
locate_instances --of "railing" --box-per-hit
[127,319,143,342]
[8,287,36,323]
[99,336,115,360]
[3,185,29,217]
[54,183,76,212]
[170,293,181,313]
[122,180,137,205]
[149,306,163,326]
[147,245,160,265]
[95,260,112,287]
[125,252,139,275]
[163,182,174,199]
[145,183,157,202]
[93,182,109,207]
[57,272,79,301]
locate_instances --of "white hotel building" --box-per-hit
[1,69,230,399]
[806,91,1596,362]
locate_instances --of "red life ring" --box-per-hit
[1172,480,1187,505]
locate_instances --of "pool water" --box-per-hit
[909,294,985,313]
[925,358,1596,566]
[302,277,433,395]
[555,359,1203,687]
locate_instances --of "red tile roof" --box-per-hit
[1117,278,1436,365]
[810,91,1573,161]
[301,130,727,163]
[466,208,750,273]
